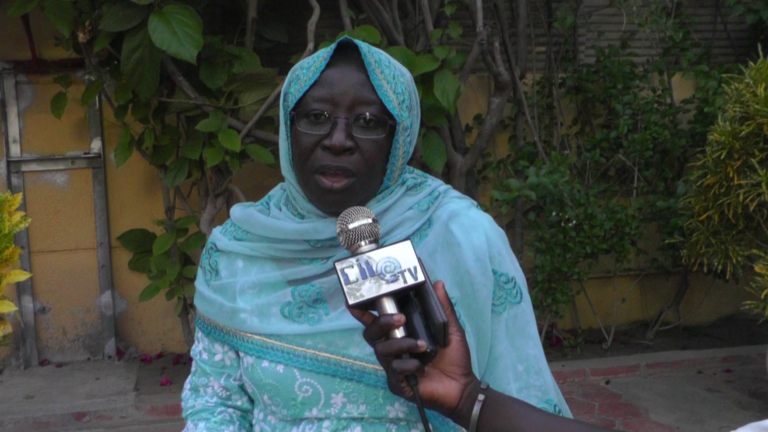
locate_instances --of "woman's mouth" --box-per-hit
[315,166,356,191]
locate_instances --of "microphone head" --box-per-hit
[336,206,381,251]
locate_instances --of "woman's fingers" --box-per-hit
[361,313,405,346]
[374,337,427,358]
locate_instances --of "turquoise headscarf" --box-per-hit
[194,37,571,425]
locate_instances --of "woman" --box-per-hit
[182,37,570,432]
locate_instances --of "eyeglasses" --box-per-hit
[290,109,397,138]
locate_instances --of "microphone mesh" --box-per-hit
[336,206,381,251]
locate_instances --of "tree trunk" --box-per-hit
[513,0,529,254]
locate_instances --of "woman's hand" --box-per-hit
[347,281,480,426]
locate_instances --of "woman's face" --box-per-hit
[290,57,394,216]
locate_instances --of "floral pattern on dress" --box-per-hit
[280,283,330,326]
[182,328,457,432]
[491,269,523,314]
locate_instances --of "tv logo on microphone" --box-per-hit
[334,240,426,306]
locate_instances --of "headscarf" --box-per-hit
[194,37,571,420]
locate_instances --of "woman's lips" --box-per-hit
[315,171,355,190]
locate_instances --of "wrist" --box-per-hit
[447,377,482,430]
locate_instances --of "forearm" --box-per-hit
[451,382,615,432]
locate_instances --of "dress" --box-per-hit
[181,37,571,432]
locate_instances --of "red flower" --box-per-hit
[140,354,153,365]
[54,363,63,368]
[116,348,125,360]
[38,359,50,367]
[160,377,172,386]
[172,354,183,366]
[154,352,164,360]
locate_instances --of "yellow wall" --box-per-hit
[0,4,755,362]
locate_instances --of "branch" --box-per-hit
[304,0,321,58]
[438,125,462,168]
[245,0,258,51]
[155,97,230,108]
[391,0,403,41]
[175,185,198,216]
[162,55,279,144]
[239,83,283,140]
[339,0,353,30]
[227,183,247,203]
[459,33,483,85]
[368,0,405,45]
[420,0,435,34]
[466,38,513,168]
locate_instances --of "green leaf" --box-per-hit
[218,129,241,152]
[182,133,204,159]
[421,130,447,172]
[50,91,68,120]
[117,229,157,253]
[347,25,381,44]
[412,54,441,77]
[183,283,196,298]
[80,79,102,106]
[203,145,225,167]
[444,3,457,16]
[167,262,182,280]
[434,45,451,60]
[181,231,207,253]
[114,84,133,105]
[385,46,417,73]
[228,157,241,173]
[132,0,154,4]
[153,232,176,256]
[149,144,175,166]
[182,265,197,279]
[41,0,76,35]
[447,21,463,40]
[121,26,162,100]
[139,278,169,302]
[421,105,448,126]
[143,128,155,152]
[174,298,184,315]
[148,4,204,64]
[164,158,190,188]
[199,59,228,90]
[256,21,288,43]
[244,144,275,164]
[8,0,40,17]
[174,216,198,229]
[433,69,462,114]
[93,31,116,53]
[53,73,72,90]
[232,51,261,74]
[196,109,227,132]
[115,127,133,168]
[128,252,152,273]
[114,105,128,122]
[429,29,443,42]
[99,2,148,32]
[444,51,467,70]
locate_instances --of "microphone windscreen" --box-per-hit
[336,206,381,251]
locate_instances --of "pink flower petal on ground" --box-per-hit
[140,354,153,365]
[154,352,164,359]
[160,377,172,386]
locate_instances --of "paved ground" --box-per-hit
[0,345,765,431]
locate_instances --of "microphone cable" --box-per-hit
[406,374,432,432]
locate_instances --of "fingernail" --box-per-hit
[417,340,427,351]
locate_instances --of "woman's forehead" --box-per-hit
[297,63,386,109]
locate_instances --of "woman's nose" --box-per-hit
[321,118,355,155]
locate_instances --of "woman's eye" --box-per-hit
[354,113,381,129]
[304,111,328,123]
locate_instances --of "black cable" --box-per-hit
[406,374,432,432]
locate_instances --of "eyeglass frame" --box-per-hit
[289,109,397,139]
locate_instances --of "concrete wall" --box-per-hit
[0,5,754,363]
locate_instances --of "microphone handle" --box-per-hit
[376,296,407,339]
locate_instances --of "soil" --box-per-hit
[544,313,768,361]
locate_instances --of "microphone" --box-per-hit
[335,206,448,361]
[336,206,406,339]
[335,206,448,432]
